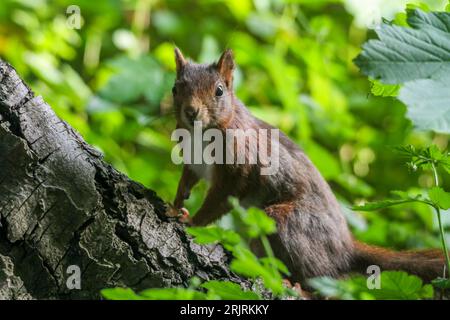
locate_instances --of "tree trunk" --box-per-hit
[0,59,243,299]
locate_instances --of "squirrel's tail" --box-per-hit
[351,240,447,282]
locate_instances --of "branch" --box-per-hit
[0,59,245,299]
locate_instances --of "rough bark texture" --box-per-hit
[0,59,244,299]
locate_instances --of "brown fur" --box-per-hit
[170,47,447,284]
[352,241,446,282]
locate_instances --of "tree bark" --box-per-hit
[0,59,244,299]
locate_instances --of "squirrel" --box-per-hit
[166,47,446,284]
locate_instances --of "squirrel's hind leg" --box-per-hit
[263,201,354,284]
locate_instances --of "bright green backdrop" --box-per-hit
[0,0,449,251]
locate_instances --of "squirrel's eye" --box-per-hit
[172,86,177,95]
[215,85,223,97]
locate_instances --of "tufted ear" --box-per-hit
[174,47,186,77]
[216,49,235,88]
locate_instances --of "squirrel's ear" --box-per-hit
[174,47,186,76]
[216,49,235,88]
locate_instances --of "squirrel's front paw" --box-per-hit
[178,207,191,224]
[165,205,191,224]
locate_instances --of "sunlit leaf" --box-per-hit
[230,247,284,295]
[352,199,419,211]
[101,288,141,300]
[370,79,400,97]
[309,271,433,300]
[186,226,241,246]
[260,257,291,276]
[428,187,450,210]
[139,288,207,300]
[201,281,260,300]
[375,271,433,300]
[242,207,277,237]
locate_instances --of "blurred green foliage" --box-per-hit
[1,0,449,254]
[309,270,434,300]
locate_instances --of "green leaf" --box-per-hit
[139,288,207,300]
[309,271,433,300]
[395,145,450,172]
[242,207,277,237]
[305,142,341,179]
[354,9,450,133]
[389,190,413,199]
[201,281,260,300]
[370,79,400,97]
[354,9,450,84]
[260,257,291,276]
[432,277,450,289]
[230,247,284,295]
[308,276,359,300]
[229,198,277,237]
[101,287,208,300]
[374,271,434,300]
[94,55,173,106]
[399,77,450,133]
[428,186,450,209]
[352,199,418,211]
[186,226,241,246]
[230,247,266,277]
[101,288,141,300]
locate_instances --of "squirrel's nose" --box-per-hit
[184,107,199,121]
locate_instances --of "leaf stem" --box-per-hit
[261,235,276,268]
[431,162,450,278]
[435,206,450,278]
[431,162,439,186]
[260,234,287,296]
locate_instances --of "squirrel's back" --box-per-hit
[171,47,447,284]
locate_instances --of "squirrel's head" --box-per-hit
[172,47,235,129]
